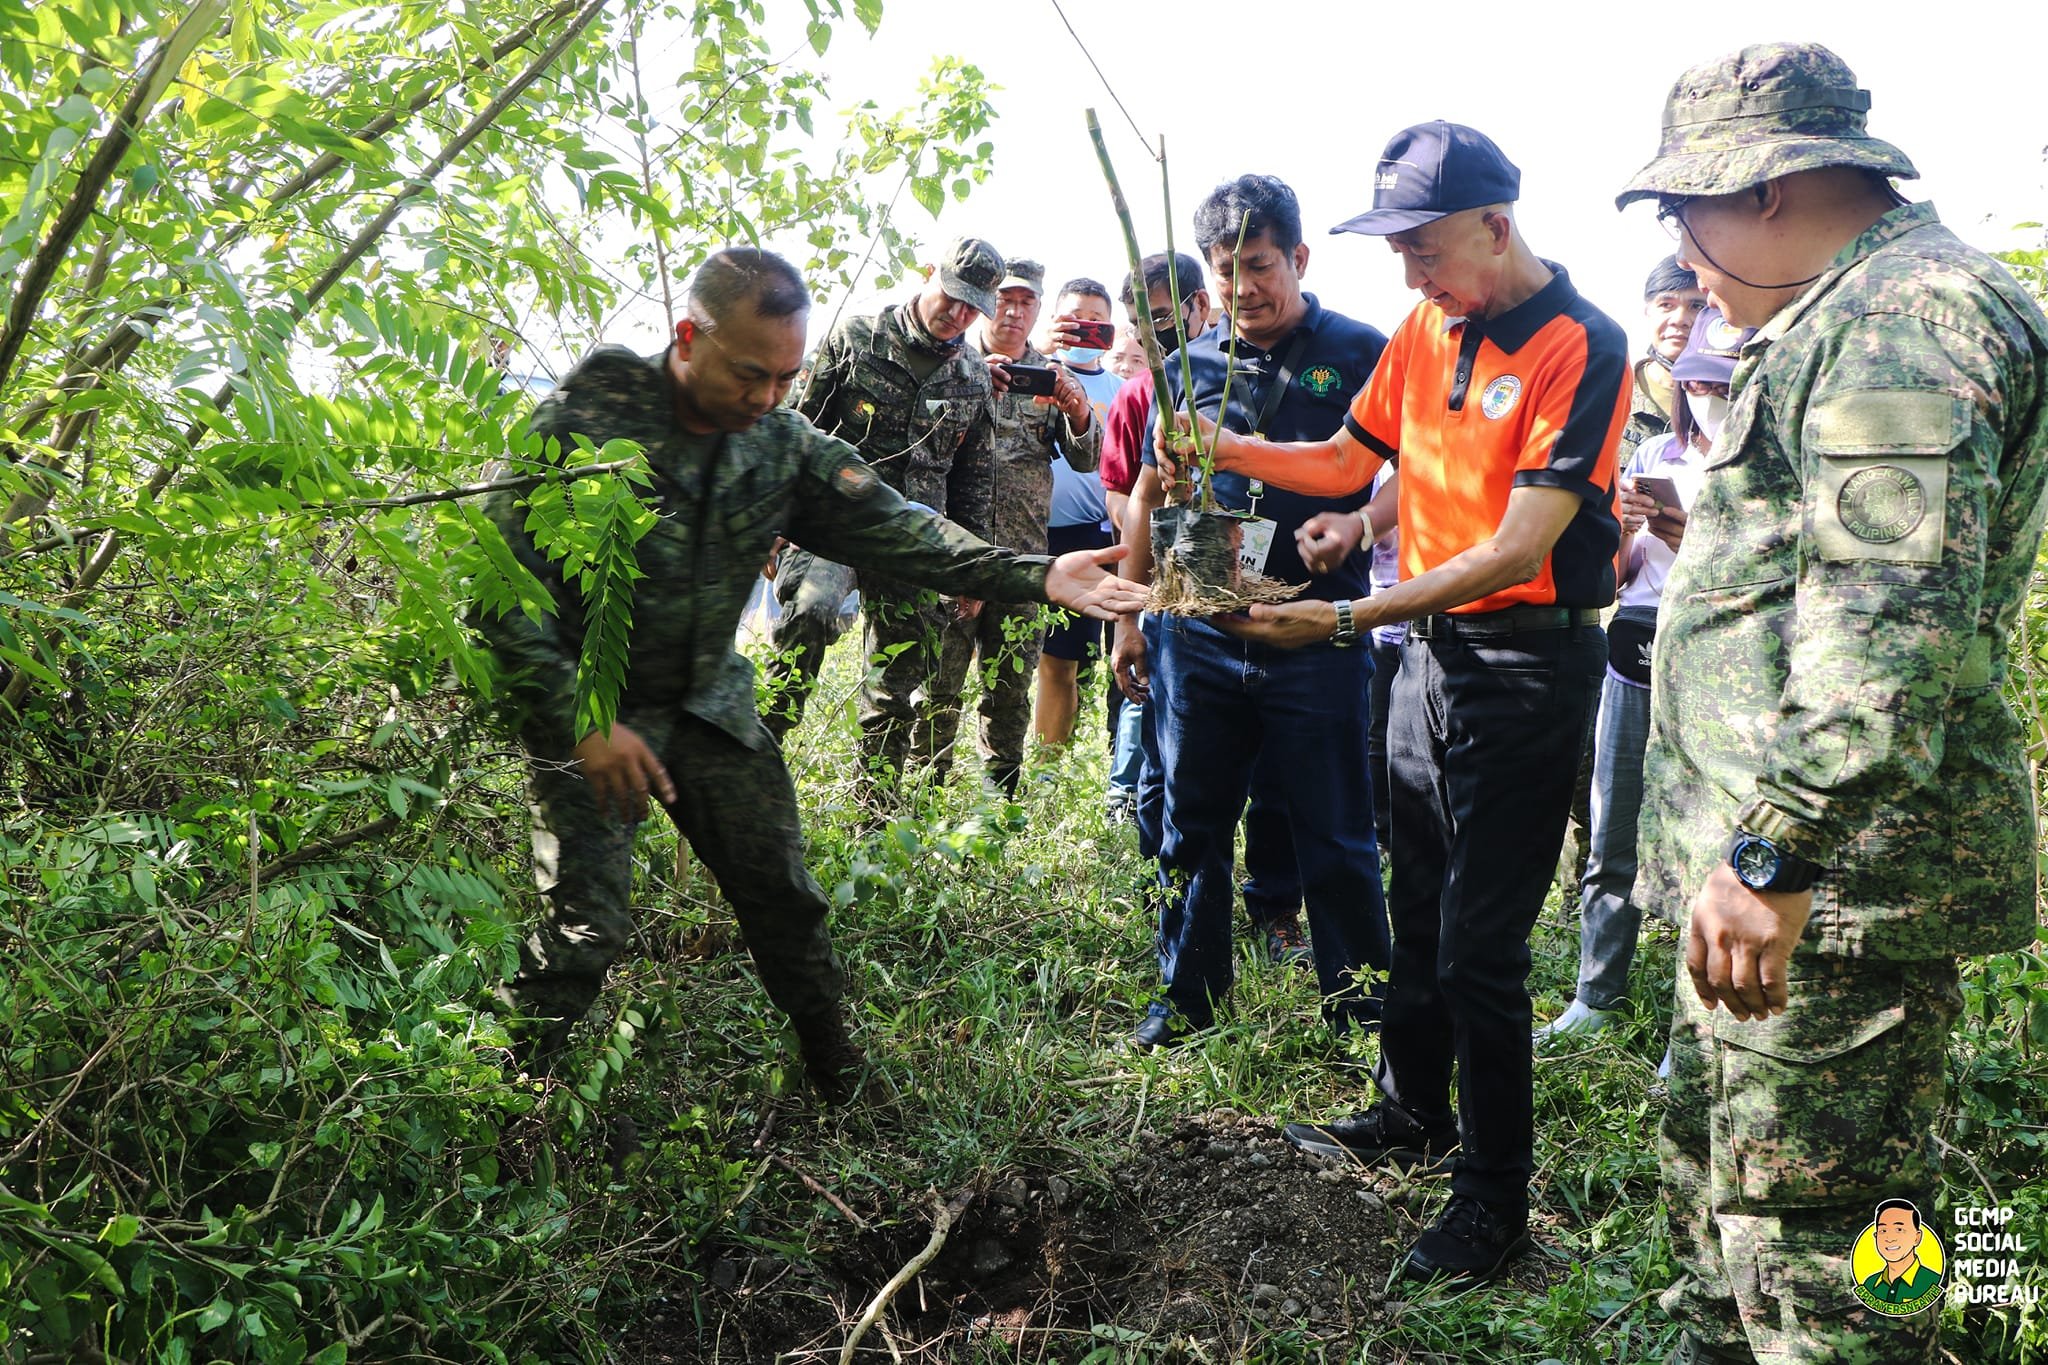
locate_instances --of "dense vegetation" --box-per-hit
[2,3,2044,1360]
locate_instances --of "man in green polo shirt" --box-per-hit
[1859,1201,1942,1312]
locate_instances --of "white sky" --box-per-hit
[712,0,2048,357]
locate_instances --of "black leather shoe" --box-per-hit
[1129,1002,1194,1051]
[1400,1194,1531,1282]
[1281,1104,1457,1171]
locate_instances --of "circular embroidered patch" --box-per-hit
[1706,316,1747,352]
[1479,375,1522,420]
[1837,465,1926,543]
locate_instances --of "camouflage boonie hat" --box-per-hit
[1615,43,1917,208]
[939,237,1004,318]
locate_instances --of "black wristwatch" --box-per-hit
[1330,598,1360,648]
[1728,831,1823,893]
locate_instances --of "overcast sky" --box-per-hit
[701,0,2048,357]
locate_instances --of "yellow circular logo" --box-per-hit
[1850,1201,1946,1316]
[1706,316,1747,352]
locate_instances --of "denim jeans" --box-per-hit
[1110,694,1145,798]
[1577,665,1653,1009]
[1152,616,1388,1031]
[1374,621,1603,1215]
[1240,756,1304,929]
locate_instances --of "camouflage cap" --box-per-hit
[997,258,1045,295]
[1615,43,1916,209]
[938,237,1004,318]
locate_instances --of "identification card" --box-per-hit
[1239,517,1277,575]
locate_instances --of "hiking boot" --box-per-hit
[1401,1193,1531,1282]
[1263,916,1314,969]
[1533,998,1619,1047]
[1281,1103,1457,1171]
[791,1008,866,1106]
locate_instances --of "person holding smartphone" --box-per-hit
[1535,307,1744,1046]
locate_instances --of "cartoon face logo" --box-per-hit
[1851,1198,1946,1316]
[1300,365,1343,397]
[1480,374,1522,420]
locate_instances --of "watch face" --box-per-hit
[1734,838,1780,888]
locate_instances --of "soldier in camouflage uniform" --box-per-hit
[923,258,1101,795]
[1618,43,2048,1363]
[759,544,857,739]
[780,238,1006,798]
[474,248,1144,1099]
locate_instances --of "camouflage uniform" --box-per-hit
[1620,350,1678,471]
[1619,44,2048,1365]
[922,330,1101,792]
[787,295,999,793]
[476,344,1051,1059]
[760,544,856,739]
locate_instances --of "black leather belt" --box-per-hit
[1409,605,1602,639]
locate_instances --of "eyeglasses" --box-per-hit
[1655,196,1694,242]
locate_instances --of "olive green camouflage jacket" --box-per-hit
[477,346,1052,752]
[1638,202,2048,958]
[968,335,1101,555]
[790,301,997,541]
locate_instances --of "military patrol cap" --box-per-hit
[1332,121,1521,236]
[939,236,1005,318]
[997,258,1045,295]
[1670,307,1748,385]
[1616,43,1917,208]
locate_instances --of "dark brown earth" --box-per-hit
[624,1110,1564,1362]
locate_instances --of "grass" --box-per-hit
[569,638,2048,1364]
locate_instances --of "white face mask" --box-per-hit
[1686,390,1729,444]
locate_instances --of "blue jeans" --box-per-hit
[1375,622,1604,1215]
[1110,694,1145,798]
[1576,667,1653,1009]
[1240,757,1303,929]
[1152,616,1388,1030]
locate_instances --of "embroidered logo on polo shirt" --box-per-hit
[1300,364,1343,396]
[1479,374,1523,420]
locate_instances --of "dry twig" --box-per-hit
[839,1189,974,1365]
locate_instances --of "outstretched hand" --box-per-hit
[1685,864,1812,1021]
[1046,545,1148,621]
[1212,599,1338,650]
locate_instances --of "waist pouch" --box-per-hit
[1607,613,1656,686]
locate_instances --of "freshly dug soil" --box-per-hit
[625,1111,1562,1361]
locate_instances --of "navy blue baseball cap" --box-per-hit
[1332,121,1522,236]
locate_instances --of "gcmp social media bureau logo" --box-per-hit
[1851,1198,1945,1316]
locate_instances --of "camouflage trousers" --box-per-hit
[918,599,1044,796]
[1660,949,1960,1363]
[761,547,858,739]
[854,576,960,800]
[503,711,844,1065]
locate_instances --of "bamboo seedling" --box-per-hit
[1085,109,1299,614]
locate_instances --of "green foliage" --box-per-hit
[0,0,1002,1356]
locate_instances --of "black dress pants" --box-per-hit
[1374,621,1604,1215]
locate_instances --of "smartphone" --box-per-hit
[1003,364,1058,397]
[1067,319,1115,351]
[1632,474,1684,510]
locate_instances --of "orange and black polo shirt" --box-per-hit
[1344,264,1629,614]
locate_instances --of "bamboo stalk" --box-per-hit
[1084,109,1177,487]
[1157,136,1205,510]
